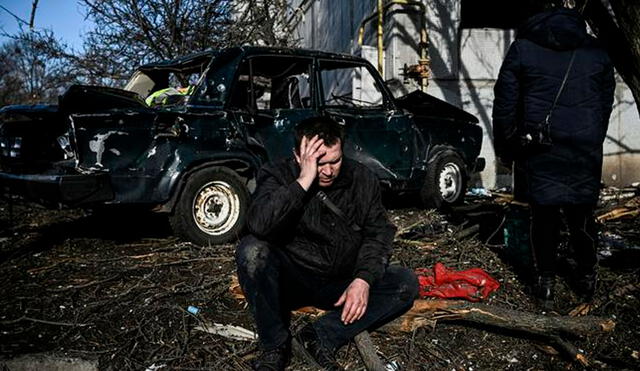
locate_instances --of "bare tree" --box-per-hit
[1,0,296,102]
[74,0,297,86]
[0,34,78,105]
[575,0,640,117]
[76,0,235,85]
[228,0,299,46]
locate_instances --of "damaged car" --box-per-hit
[0,47,484,246]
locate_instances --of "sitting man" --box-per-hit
[236,116,418,370]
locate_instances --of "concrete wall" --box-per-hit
[287,0,640,188]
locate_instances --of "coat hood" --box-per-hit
[517,8,588,51]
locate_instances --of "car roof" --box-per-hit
[138,46,367,71]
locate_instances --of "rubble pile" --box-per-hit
[0,186,638,370]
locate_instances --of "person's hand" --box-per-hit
[334,278,370,325]
[295,135,325,191]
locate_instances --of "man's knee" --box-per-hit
[235,235,277,279]
[386,266,419,302]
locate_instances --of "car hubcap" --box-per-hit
[192,180,240,236]
[438,162,462,202]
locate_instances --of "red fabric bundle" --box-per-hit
[415,262,500,302]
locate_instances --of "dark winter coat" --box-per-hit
[246,157,396,285]
[492,8,615,205]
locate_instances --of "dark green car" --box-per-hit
[0,47,484,246]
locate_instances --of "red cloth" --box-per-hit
[415,262,500,301]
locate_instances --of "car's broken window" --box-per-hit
[228,56,312,111]
[318,60,384,109]
[125,59,209,108]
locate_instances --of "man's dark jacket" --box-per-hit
[246,157,396,285]
[493,8,615,205]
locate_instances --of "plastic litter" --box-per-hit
[145,363,166,371]
[415,262,500,301]
[187,305,200,315]
[467,187,492,197]
[193,322,257,341]
[385,360,401,370]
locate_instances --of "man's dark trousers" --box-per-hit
[236,235,418,351]
[530,204,598,276]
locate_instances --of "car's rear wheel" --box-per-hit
[170,167,249,246]
[420,149,467,209]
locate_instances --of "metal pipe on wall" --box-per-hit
[358,0,431,89]
[377,0,384,77]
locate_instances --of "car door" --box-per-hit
[316,59,417,182]
[226,55,317,161]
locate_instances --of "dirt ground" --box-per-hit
[0,189,639,370]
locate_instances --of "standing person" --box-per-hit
[492,4,615,310]
[235,116,418,370]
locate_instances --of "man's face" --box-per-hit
[317,140,343,187]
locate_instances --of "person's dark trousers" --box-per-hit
[235,235,419,352]
[530,204,598,278]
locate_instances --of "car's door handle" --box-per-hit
[154,116,182,138]
[333,116,346,126]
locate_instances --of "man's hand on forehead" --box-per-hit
[295,134,326,191]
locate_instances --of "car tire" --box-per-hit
[420,149,467,209]
[169,167,249,246]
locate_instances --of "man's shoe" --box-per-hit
[294,324,344,371]
[534,274,555,311]
[253,344,290,371]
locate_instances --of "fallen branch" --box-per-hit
[550,336,590,367]
[354,331,386,371]
[597,207,640,222]
[138,256,232,268]
[392,300,615,338]
[292,330,385,371]
[394,238,437,250]
[491,192,529,207]
[0,316,88,327]
[49,273,122,292]
[453,224,480,240]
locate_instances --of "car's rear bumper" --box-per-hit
[0,172,113,206]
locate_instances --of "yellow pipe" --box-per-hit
[377,0,384,77]
[358,0,429,86]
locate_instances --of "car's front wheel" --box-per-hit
[420,148,467,209]
[170,167,249,246]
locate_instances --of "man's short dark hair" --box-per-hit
[294,116,345,154]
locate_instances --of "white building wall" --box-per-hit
[604,85,640,186]
[287,0,640,188]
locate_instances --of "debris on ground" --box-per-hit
[0,185,639,370]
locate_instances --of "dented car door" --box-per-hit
[317,59,418,183]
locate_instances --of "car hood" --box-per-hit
[1,85,148,119]
[394,90,479,124]
[0,104,58,115]
[0,104,60,127]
